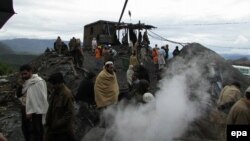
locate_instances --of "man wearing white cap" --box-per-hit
[94,61,119,109]
[227,86,250,125]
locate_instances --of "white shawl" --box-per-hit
[22,74,48,115]
[126,65,134,85]
[158,49,166,65]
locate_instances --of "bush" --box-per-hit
[0,62,13,75]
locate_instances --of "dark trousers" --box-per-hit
[47,133,75,141]
[21,106,44,141]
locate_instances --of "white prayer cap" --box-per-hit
[105,61,113,66]
[142,92,155,103]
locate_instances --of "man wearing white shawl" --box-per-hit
[126,65,134,90]
[158,47,166,70]
[19,64,48,141]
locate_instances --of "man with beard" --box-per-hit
[19,64,48,141]
[94,61,119,127]
[94,61,119,109]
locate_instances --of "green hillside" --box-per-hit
[0,54,38,71]
[0,62,14,75]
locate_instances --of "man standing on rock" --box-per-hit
[94,61,119,109]
[73,38,84,68]
[94,61,119,127]
[172,46,180,57]
[55,36,62,55]
[19,64,48,141]
[45,72,75,141]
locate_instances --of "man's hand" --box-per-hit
[26,114,32,121]
[0,133,8,141]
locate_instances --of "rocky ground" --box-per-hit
[0,76,24,141]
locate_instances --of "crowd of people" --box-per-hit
[14,47,157,140]
[8,35,250,141]
[44,36,85,68]
[51,35,181,71]
[42,34,185,83]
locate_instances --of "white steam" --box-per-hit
[103,56,211,141]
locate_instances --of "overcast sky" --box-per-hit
[1,0,250,54]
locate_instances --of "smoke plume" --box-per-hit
[103,55,212,141]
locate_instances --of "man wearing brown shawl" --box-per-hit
[94,61,119,109]
[227,86,250,125]
[217,81,242,114]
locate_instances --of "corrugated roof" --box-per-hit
[84,20,156,30]
[84,20,118,27]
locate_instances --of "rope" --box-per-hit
[147,32,162,40]
[148,30,189,46]
[148,31,250,50]
[163,21,250,27]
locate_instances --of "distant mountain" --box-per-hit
[0,38,57,54]
[0,42,14,54]
[220,54,250,60]
[0,54,37,64]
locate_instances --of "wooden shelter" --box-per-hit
[83,20,118,47]
[83,20,156,47]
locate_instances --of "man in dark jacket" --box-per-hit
[172,46,180,57]
[164,44,169,60]
[76,72,96,106]
[134,63,150,83]
[44,72,75,141]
